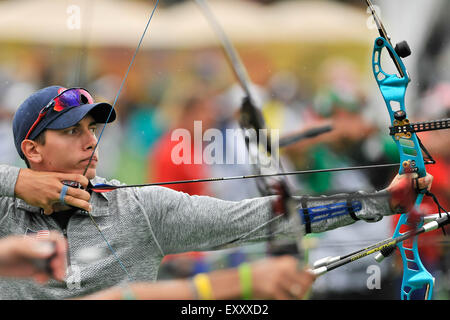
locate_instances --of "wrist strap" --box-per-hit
[193,273,214,300]
[301,198,312,234]
[238,263,252,300]
[347,199,360,221]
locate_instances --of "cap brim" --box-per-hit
[46,102,116,130]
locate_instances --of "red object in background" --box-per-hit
[391,159,450,266]
[149,132,212,196]
[148,131,212,265]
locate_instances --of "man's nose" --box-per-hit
[84,130,98,150]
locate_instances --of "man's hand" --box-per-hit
[251,255,316,300]
[387,173,433,213]
[0,231,67,283]
[14,169,91,214]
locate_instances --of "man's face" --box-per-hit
[36,114,99,179]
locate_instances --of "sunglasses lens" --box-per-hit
[53,88,94,111]
[24,88,96,140]
[79,89,94,104]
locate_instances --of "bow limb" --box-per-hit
[194,0,305,266]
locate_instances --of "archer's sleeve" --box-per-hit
[298,190,394,234]
[138,186,298,255]
[0,165,21,197]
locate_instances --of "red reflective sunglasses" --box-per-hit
[24,87,94,140]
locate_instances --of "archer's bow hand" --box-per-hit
[14,168,91,214]
[387,173,433,214]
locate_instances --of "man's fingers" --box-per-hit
[63,195,92,212]
[282,270,315,300]
[58,174,89,189]
[43,207,54,215]
[294,271,315,296]
[26,232,67,281]
[46,231,67,281]
[274,285,292,300]
[9,237,54,259]
[57,182,91,212]
[65,186,91,202]
[33,273,50,284]
[418,174,433,191]
[15,169,92,214]
[0,236,57,279]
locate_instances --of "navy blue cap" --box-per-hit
[13,85,116,160]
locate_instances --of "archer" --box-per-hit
[0,85,432,299]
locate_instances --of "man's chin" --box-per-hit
[84,168,97,180]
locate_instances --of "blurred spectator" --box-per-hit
[0,71,36,166]
[148,93,218,279]
[210,83,268,201]
[148,94,216,195]
[211,75,307,201]
[210,78,307,272]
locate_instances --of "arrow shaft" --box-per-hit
[90,163,401,191]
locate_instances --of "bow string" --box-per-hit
[79,0,160,282]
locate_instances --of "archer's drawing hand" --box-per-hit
[14,168,91,214]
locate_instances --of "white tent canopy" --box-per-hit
[0,0,374,48]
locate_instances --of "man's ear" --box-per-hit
[21,140,43,165]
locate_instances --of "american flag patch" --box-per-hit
[36,230,50,239]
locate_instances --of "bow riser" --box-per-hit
[373,39,425,177]
[371,37,434,300]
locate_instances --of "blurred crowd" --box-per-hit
[1,8,449,300]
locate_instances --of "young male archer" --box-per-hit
[0,85,432,299]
